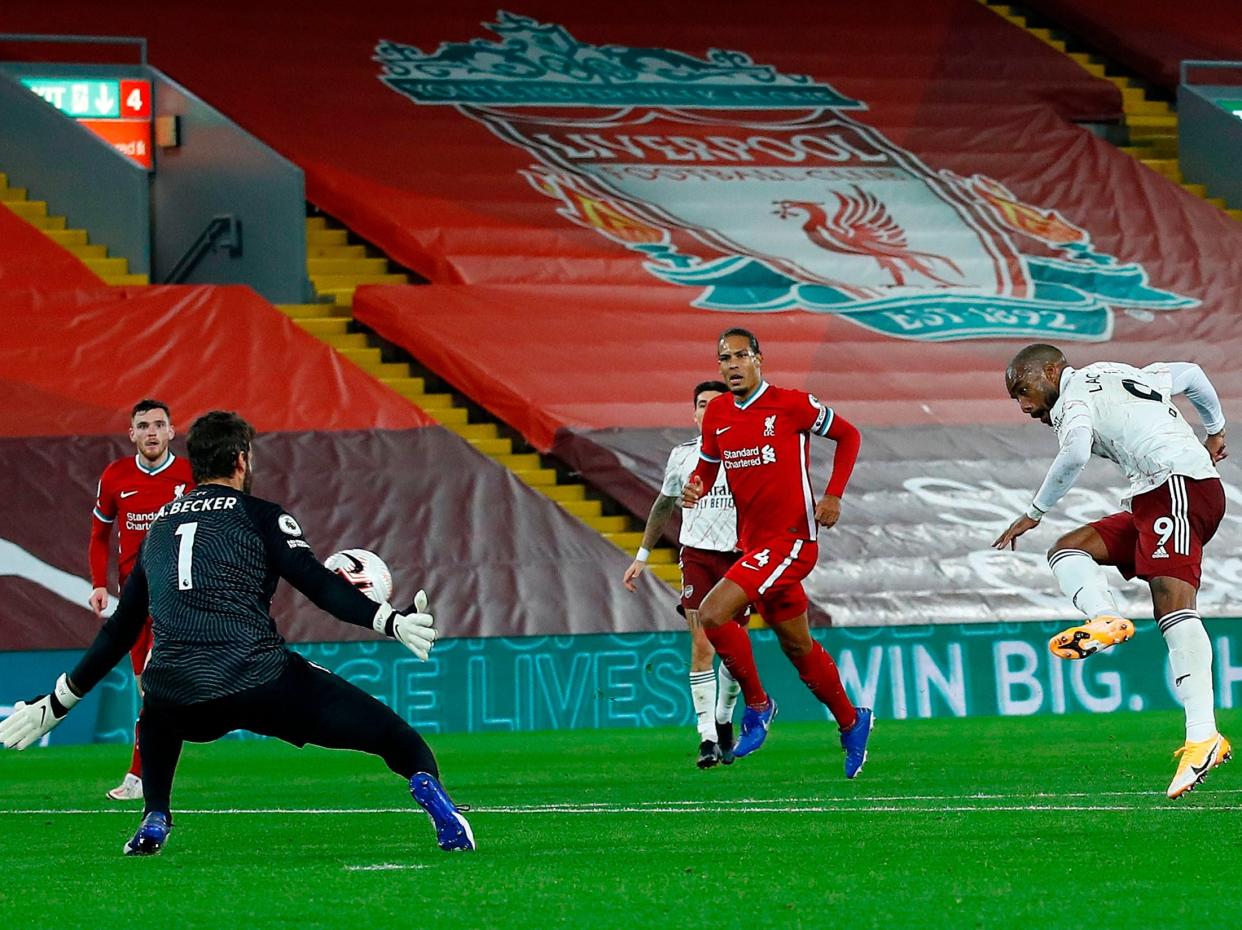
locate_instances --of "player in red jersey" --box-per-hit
[682,328,873,777]
[89,399,194,800]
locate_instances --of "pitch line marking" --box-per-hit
[4,803,1239,815]
[344,863,426,871]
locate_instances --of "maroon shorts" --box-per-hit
[679,546,742,614]
[1090,476,1225,589]
[724,538,819,624]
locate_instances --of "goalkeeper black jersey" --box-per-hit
[71,484,381,705]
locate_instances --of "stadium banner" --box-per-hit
[7,619,1242,745]
[570,424,1242,627]
[0,429,675,651]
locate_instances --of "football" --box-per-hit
[324,548,394,604]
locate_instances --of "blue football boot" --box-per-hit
[732,698,777,758]
[840,707,874,779]
[410,773,475,851]
[123,810,171,856]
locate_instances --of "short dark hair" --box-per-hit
[718,327,760,354]
[130,398,171,421]
[693,380,728,404]
[187,411,256,483]
[1009,343,1066,372]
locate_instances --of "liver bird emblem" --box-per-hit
[774,189,963,286]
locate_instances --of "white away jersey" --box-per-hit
[1051,362,1218,503]
[661,438,738,552]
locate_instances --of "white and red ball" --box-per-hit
[324,548,393,604]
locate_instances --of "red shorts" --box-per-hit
[129,617,154,676]
[678,546,739,612]
[1091,476,1225,589]
[724,538,819,624]
[119,572,154,676]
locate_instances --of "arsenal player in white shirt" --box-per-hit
[994,344,1229,798]
[623,380,744,769]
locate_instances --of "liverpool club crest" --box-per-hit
[375,11,1196,342]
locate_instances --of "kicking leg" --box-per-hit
[1047,524,1135,659]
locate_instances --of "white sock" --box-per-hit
[689,670,717,742]
[1048,549,1120,618]
[1160,609,1217,742]
[715,662,740,727]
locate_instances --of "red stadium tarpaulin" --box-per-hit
[4,0,1121,286]
[0,205,102,288]
[0,285,429,436]
[0,286,675,648]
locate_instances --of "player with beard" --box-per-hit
[88,400,194,801]
[682,328,873,777]
[5,411,473,855]
[993,344,1230,798]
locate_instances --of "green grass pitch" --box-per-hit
[2,710,1240,929]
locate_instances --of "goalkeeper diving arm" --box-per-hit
[255,501,438,660]
[1,563,150,750]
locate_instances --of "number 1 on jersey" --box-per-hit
[175,522,198,590]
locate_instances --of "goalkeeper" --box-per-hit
[0,411,473,855]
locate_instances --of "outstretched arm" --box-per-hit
[254,502,436,660]
[2,562,149,749]
[992,425,1092,549]
[623,493,679,591]
[69,562,151,694]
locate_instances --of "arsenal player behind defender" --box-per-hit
[88,399,194,801]
[682,328,873,777]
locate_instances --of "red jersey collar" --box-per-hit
[734,381,770,410]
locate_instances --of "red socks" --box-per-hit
[129,720,142,778]
[791,641,857,729]
[703,621,768,708]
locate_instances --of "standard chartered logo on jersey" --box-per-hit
[375,12,1196,343]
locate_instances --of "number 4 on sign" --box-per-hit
[120,80,151,118]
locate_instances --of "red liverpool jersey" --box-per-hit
[698,383,834,549]
[90,452,195,587]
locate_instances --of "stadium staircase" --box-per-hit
[981,1,1242,222]
[277,215,684,591]
[0,167,683,593]
[0,171,149,284]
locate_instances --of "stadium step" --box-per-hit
[280,209,684,591]
[293,316,352,337]
[979,0,1241,224]
[0,171,145,286]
